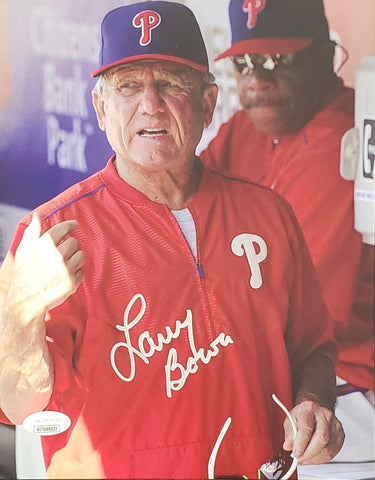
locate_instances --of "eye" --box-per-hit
[279,53,296,67]
[119,82,134,90]
[160,80,184,92]
[115,81,140,95]
[162,80,177,88]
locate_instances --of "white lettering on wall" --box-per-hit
[29,6,98,173]
[44,63,88,118]
[47,116,91,172]
[30,6,98,62]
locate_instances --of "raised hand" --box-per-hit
[9,211,86,320]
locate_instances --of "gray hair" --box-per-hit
[93,74,108,97]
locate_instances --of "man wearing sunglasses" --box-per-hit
[201,0,374,468]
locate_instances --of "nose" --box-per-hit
[138,83,165,115]
[240,66,275,91]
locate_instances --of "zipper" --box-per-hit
[196,261,204,278]
[167,205,216,337]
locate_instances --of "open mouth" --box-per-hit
[138,128,168,137]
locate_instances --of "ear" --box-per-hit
[91,89,106,132]
[202,83,218,128]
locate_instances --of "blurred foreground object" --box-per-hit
[341,55,375,245]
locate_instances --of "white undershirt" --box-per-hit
[171,208,197,260]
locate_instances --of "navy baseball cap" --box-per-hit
[216,0,330,60]
[92,1,209,77]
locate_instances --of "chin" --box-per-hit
[247,111,282,136]
[247,107,294,137]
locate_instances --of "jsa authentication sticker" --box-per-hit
[23,411,71,436]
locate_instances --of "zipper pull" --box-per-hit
[196,262,204,278]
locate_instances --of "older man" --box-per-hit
[0,2,343,478]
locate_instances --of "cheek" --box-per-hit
[280,75,312,110]
[236,79,248,102]
[278,68,311,96]
[183,105,205,140]
[105,102,134,137]
[104,115,131,153]
[171,99,199,129]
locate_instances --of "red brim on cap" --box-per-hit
[215,37,313,60]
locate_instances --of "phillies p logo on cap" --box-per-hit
[242,0,266,29]
[132,10,162,47]
[92,1,209,77]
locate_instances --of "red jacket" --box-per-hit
[1,160,335,478]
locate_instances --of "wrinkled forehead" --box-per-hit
[104,59,198,81]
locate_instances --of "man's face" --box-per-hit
[92,60,217,171]
[234,43,333,137]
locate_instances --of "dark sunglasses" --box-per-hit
[231,53,297,75]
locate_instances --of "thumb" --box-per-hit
[283,418,295,452]
[23,211,42,241]
[283,432,294,452]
